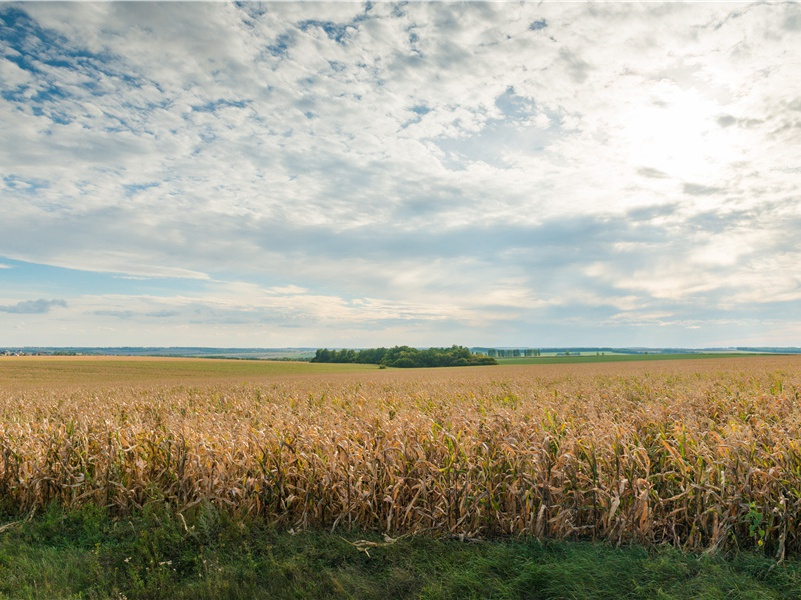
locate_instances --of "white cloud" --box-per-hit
[1,2,800,347]
[0,298,67,314]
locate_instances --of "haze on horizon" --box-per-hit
[1,2,800,349]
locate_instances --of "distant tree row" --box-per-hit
[311,345,497,368]
[486,348,541,357]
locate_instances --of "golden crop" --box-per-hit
[1,356,800,554]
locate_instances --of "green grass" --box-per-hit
[1,505,800,599]
[495,353,765,365]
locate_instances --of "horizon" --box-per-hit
[2,3,800,348]
[4,344,800,352]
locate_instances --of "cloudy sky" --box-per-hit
[1,2,800,349]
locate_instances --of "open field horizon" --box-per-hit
[0,351,790,389]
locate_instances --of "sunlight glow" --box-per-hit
[623,83,737,182]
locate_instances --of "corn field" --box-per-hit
[1,356,800,555]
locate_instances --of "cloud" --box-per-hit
[637,167,668,179]
[1,2,800,347]
[92,310,135,319]
[0,299,67,314]
[683,183,724,196]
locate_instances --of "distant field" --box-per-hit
[0,356,376,389]
[0,353,760,389]
[495,352,764,365]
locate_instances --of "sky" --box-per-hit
[1,1,800,349]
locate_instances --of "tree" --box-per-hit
[312,345,497,368]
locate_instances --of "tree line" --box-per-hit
[485,348,541,357]
[310,345,498,368]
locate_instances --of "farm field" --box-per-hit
[494,352,766,365]
[0,355,374,389]
[2,354,801,597]
[1,355,800,551]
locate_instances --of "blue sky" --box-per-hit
[1,1,800,348]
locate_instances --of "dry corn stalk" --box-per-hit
[0,357,800,554]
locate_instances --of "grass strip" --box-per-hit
[1,504,800,599]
